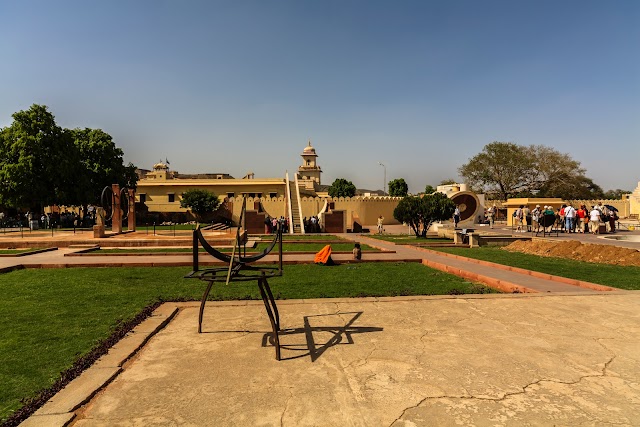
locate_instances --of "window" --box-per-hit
[168,193,175,203]
[269,192,278,198]
[227,192,235,199]
[256,193,262,198]
[306,160,310,166]
[139,194,146,203]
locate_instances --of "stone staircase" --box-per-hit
[289,181,302,233]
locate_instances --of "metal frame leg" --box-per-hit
[258,276,281,360]
[198,280,215,333]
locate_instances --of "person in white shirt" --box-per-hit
[564,204,576,233]
[589,206,601,234]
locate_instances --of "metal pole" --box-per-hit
[378,162,386,195]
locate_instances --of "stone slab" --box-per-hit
[67,295,640,426]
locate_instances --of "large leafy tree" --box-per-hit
[0,104,138,212]
[424,185,435,194]
[180,189,220,222]
[328,178,356,198]
[0,105,76,211]
[72,128,138,205]
[388,178,408,197]
[459,142,602,200]
[393,193,455,237]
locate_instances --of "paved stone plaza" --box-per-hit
[25,293,640,426]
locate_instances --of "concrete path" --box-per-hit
[26,293,640,426]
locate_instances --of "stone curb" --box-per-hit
[19,304,180,427]
[415,247,617,292]
[420,259,537,293]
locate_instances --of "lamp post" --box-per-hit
[378,162,386,195]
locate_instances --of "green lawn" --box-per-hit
[369,234,453,244]
[96,242,378,253]
[0,249,32,255]
[264,234,347,241]
[430,246,640,290]
[0,263,496,422]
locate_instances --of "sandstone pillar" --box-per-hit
[112,184,122,234]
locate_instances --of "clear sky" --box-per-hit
[1,0,638,194]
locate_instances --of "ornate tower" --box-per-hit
[298,140,322,185]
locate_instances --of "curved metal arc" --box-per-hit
[194,222,282,265]
[100,186,114,221]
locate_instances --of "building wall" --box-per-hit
[136,179,287,214]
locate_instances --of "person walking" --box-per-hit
[377,215,384,234]
[453,207,461,228]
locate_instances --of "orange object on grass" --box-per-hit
[314,244,333,265]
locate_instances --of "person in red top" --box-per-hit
[576,204,587,233]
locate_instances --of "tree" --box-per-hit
[424,185,435,194]
[388,178,408,197]
[0,105,138,213]
[603,189,630,200]
[439,178,457,186]
[393,193,456,238]
[458,142,532,200]
[180,189,220,222]
[459,141,602,200]
[72,128,138,205]
[0,104,76,212]
[328,178,356,198]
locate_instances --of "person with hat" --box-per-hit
[531,205,541,232]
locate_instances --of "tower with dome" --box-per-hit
[297,140,322,188]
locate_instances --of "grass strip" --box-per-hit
[430,246,640,290]
[0,263,496,423]
[369,234,453,244]
[0,249,32,255]
[96,243,379,253]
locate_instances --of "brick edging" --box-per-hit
[416,247,617,292]
[420,259,537,293]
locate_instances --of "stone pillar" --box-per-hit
[128,188,136,232]
[112,184,122,234]
[93,207,106,238]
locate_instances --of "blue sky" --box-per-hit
[1,0,638,194]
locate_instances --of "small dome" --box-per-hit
[303,140,316,154]
[153,162,168,170]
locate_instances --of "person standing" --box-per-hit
[576,205,587,233]
[514,205,524,232]
[453,207,460,228]
[377,215,384,234]
[531,205,541,232]
[523,205,531,232]
[589,206,601,234]
[488,205,496,229]
[564,204,576,233]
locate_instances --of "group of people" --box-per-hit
[556,202,618,234]
[511,202,618,234]
[303,216,322,233]
[264,216,290,234]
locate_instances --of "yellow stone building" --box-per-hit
[135,141,401,232]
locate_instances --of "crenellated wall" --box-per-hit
[567,199,630,217]
[227,196,403,229]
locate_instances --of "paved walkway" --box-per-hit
[25,293,640,426]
